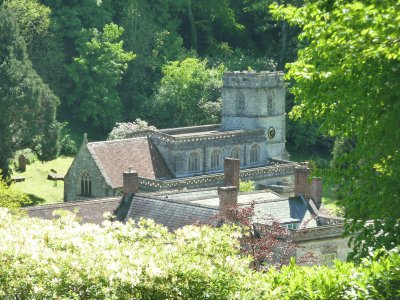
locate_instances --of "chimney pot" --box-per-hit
[310,177,323,208]
[123,169,139,194]
[224,158,240,187]
[218,186,238,220]
[294,164,311,198]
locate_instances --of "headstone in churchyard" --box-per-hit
[18,154,26,172]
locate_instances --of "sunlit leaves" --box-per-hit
[271,0,400,259]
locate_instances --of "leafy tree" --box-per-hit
[153,57,224,127]
[67,23,135,133]
[271,0,400,259]
[0,8,59,177]
[115,0,187,121]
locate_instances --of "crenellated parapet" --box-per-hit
[222,71,285,88]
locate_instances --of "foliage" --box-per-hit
[2,0,51,45]
[153,57,225,127]
[67,23,135,132]
[116,0,187,121]
[239,180,256,192]
[1,209,399,299]
[226,203,301,270]
[0,7,59,178]
[13,149,38,167]
[108,119,156,140]
[58,123,78,156]
[271,0,400,259]
[0,210,259,299]
[0,171,31,211]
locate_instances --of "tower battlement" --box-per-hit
[223,71,285,88]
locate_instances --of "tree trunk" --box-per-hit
[278,20,288,70]
[187,0,198,50]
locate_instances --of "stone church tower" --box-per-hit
[221,71,287,159]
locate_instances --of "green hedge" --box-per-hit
[0,209,398,299]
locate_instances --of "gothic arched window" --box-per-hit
[236,91,245,115]
[188,152,200,172]
[211,149,223,170]
[250,144,260,164]
[80,170,92,197]
[231,147,241,160]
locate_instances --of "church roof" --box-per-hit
[25,198,122,224]
[87,137,171,188]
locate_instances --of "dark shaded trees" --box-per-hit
[0,7,59,177]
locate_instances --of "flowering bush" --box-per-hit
[107,119,156,140]
[0,209,398,299]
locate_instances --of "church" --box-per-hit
[64,71,294,202]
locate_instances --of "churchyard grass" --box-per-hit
[10,156,73,205]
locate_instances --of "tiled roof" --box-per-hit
[87,137,171,188]
[24,198,122,225]
[125,195,218,231]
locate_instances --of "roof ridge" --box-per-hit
[87,136,147,146]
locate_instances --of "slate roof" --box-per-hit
[188,190,318,228]
[125,195,218,231]
[87,137,171,188]
[25,198,122,225]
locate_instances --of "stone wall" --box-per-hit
[138,160,296,192]
[64,144,112,201]
[151,129,268,177]
[292,225,351,263]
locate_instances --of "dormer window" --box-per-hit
[80,170,92,197]
[282,222,300,230]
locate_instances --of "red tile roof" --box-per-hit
[88,137,171,188]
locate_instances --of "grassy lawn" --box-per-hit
[10,156,73,205]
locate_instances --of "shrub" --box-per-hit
[239,180,255,192]
[108,119,156,140]
[0,210,399,299]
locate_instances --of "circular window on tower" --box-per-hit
[268,127,276,139]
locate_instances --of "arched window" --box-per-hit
[231,147,241,160]
[236,91,245,115]
[250,144,260,164]
[211,149,223,170]
[188,152,200,172]
[80,170,92,196]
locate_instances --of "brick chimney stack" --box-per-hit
[294,163,311,198]
[310,177,323,209]
[123,167,139,194]
[218,186,238,220]
[224,158,240,187]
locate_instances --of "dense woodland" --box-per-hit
[1,0,400,281]
[0,0,329,167]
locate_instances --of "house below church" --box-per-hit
[64,71,294,202]
[29,159,350,266]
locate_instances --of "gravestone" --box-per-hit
[18,154,26,172]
